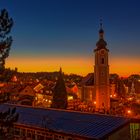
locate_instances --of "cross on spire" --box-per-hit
[100,18,103,29]
[99,17,104,39]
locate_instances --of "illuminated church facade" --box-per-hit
[94,22,110,112]
[79,23,111,112]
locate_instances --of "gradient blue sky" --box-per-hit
[0,0,140,76]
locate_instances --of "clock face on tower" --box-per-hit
[100,49,105,55]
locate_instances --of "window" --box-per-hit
[14,127,20,135]
[21,128,26,136]
[101,72,104,76]
[32,133,35,139]
[37,135,44,140]
[101,58,104,64]
[27,130,32,138]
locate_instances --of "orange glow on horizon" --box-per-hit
[110,56,140,77]
[5,55,140,77]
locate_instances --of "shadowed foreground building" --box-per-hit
[0,103,132,140]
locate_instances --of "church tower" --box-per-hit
[94,22,110,112]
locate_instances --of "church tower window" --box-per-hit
[101,58,104,64]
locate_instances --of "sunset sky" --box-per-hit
[0,0,140,76]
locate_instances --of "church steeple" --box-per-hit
[94,22,110,113]
[59,67,62,74]
[95,20,108,52]
[99,19,104,39]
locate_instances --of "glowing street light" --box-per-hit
[48,100,52,103]
[127,109,131,114]
[113,94,116,97]
[128,97,132,101]
[94,101,96,105]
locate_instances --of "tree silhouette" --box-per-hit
[0,9,13,73]
[0,107,18,139]
[117,78,126,97]
[51,68,68,109]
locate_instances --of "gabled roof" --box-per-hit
[18,86,35,99]
[34,83,44,92]
[80,73,94,86]
[0,104,130,139]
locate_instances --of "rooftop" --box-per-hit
[0,103,130,139]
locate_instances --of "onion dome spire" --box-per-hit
[94,19,108,52]
[99,18,104,39]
